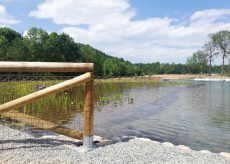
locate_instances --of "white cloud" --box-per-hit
[0,5,19,26]
[190,9,230,23]
[29,1,230,63]
[29,0,134,25]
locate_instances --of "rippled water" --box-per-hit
[2,79,229,153]
[93,81,230,153]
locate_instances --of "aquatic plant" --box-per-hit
[0,78,190,126]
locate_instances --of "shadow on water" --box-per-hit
[0,138,83,150]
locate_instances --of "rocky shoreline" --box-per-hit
[0,125,230,164]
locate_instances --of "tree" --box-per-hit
[212,31,230,75]
[0,27,26,60]
[186,50,208,74]
[103,58,115,77]
[203,35,218,76]
[2,27,216,77]
[0,27,22,43]
[46,32,80,62]
[24,27,49,61]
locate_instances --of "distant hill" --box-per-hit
[0,27,223,76]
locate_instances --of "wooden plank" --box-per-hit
[2,110,83,139]
[0,62,93,72]
[0,72,92,114]
[83,73,94,137]
[0,160,5,164]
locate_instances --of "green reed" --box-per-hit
[0,78,190,125]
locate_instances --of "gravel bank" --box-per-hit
[0,125,230,164]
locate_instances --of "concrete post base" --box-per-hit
[83,136,94,150]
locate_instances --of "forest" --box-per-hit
[0,27,229,77]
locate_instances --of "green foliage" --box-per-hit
[202,35,219,75]
[0,27,25,60]
[212,30,230,75]
[0,27,229,76]
[186,50,208,74]
[0,27,22,43]
[212,31,230,53]
[79,44,109,76]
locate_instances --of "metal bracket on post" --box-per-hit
[83,136,94,149]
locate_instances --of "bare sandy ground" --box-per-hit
[97,74,230,81]
[151,74,230,80]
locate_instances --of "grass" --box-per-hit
[0,77,191,125]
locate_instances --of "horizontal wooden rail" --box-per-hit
[2,111,83,139]
[0,72,93,114]
[0,62,93,72]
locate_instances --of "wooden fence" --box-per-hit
[0,62,94,149]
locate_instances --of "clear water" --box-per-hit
[93,81,230,153]
[6,79,228,153]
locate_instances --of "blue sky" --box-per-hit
[1,0,230,63]
[132,0,230,18]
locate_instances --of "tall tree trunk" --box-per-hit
[229,59,230,75]
[209,57,212,76]
[221,54,225,76]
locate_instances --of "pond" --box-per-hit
[91,80,230,153]
[0,78,230,153]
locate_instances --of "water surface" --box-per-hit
[92,81,230,153]
[1,78,229,153]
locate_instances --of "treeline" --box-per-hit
[0,27,227,77]
[187,30,230,75]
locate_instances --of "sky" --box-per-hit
[1,0,230,64]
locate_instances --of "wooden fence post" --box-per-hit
[83,72,94,149]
